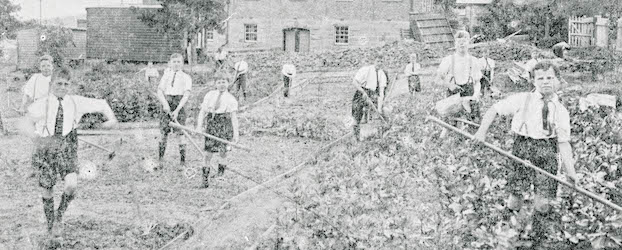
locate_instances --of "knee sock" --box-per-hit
[56,192,75,223]
[179,144,186,164]
[218,164,226,175]
[42,197,55,232]
[158,141,167,161]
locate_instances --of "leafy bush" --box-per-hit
[267,90,622,249]
[36,25,74,67]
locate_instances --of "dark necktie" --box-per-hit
[213,92,224,112]
[170,71,177,88]
[54,97,64,135]
[542,96,552,134]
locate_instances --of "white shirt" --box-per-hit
[28,94,113,137]
[353,65,387,91]
[403,62,421,76]
[214,50,227,60]
[234,61,248,74]
[145,67,160,81]
[437,54,483,86]
[201,90,238,114]
[282,64,296,77]
[493,92,571,142]
[23,73,51,101]
[158,69,192,96]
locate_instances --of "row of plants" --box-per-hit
[265,89,622,249]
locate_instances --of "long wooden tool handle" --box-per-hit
[168,122,251,152]
[78,138,113,153]
[426,115,622,213]
[350,81,387,124]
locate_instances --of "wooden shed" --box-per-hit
[86,6,183,62]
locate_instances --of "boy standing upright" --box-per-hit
[19,55,55,114]
[351,56,387,140]
[196,73,239,188]
[144,61,160,85]
[403,53,422,94]
[282,63,296,98]
[474,61,577,247]
[18,67,118,236]
[231,55,249,101]
[156,53,193,169]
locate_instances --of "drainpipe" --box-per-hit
[225,0,231,47]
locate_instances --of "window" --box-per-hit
[245,24,258,42]
[335,26,349,44]
[205,29,214,41]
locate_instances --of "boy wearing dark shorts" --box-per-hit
[19,67,118,236]
[282,63,296,98]
[474,61,577,248]
[231,56,249,101]
[156,53,193,169]
[351,56,387,141]
[196,73,239,188]
[403,53,422,94]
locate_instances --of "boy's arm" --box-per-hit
[473,107,498,142]
[231,111,239,143]
[19,77,36,113]
[156,75,171,113]
[196,107,206,131]
[73,96,118,127]
[558,142,577,183]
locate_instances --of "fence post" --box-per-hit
[594,15,609,48]
[617,18,622,51]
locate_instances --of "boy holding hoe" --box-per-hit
[474,61,577,248]
[18,67,118,237]
[156,53,193,170]
[196,72,239,188]
[351,55,388,141]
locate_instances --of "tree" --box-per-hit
[133,0,228,65]
[0,0,22,39]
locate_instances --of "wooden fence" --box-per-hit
[568,15,609,48]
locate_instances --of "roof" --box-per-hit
[86,4,162,9]
[456,0,494,4]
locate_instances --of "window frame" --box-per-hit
[244,24,258,42]
[334,25,349,45]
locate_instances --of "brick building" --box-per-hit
[16,27,87,69]
[203,0,440,53]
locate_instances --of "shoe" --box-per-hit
[217,165,226,176]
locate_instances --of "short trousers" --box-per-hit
[408,75,421,93]
[32,130,78,189]
[352,88,378,125]
[204,113,233,153]
[160,95,186,136]
[507,135,559,198]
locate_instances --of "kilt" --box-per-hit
[204,113,234,153]
[447,79,480,122]
[32,130,78,189]
[160,95,186,136]
[507,135,559,198]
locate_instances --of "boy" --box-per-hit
[282,63,296,98]
[474,61,577,247]
[351,56,387,141]
[403,53,422,94]
[156,53,192,170]
[214,46,228,71]
[19,55,54,114]
[144,61,160,85]
[196,72,239,188]
[478,49,495,97]
[435,30,483,137]
[18,67,118,236]
[231,55,249,101]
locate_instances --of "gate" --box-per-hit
[568,16,595,47]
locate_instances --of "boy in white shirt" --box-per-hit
[144,61,160,85]
[196,72,239,188]
[18,67,118,237]
[351,56,388,140]
[19,55,54,114]
[156,53,193,170]
[403,53,422,94]
[282,63,296,98]
[231,55,249,101]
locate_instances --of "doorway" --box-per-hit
[283,28,310,53]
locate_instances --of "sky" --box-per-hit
[12,0,139,21]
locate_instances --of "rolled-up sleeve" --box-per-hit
[23,75,37,98]
[184,74,193,92]
[353,67,368,84]
[73,96,111,116]
[492,93,524,116]
[556,106,571,143]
